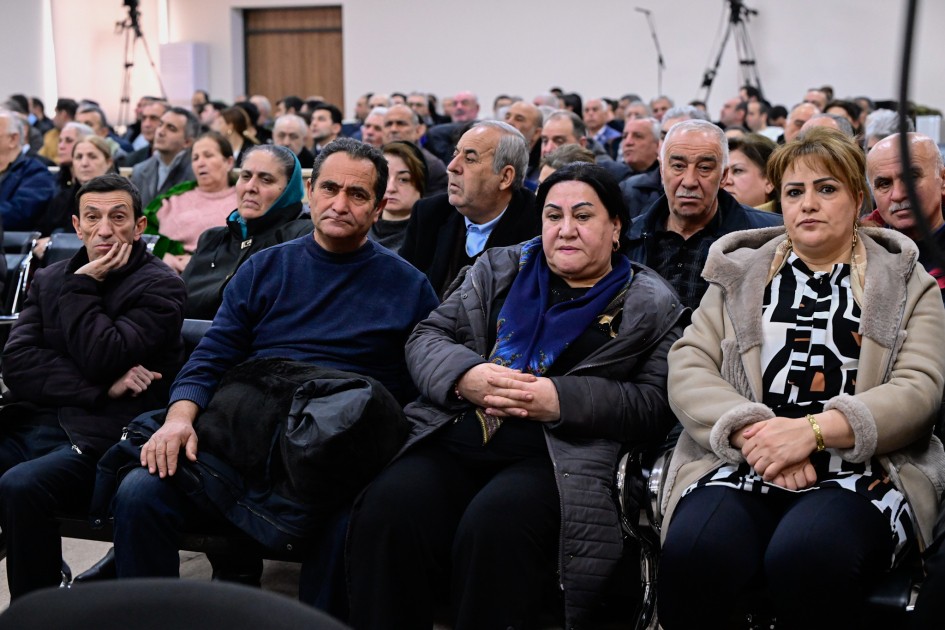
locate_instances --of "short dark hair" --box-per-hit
[76,173,143,218]
[536,162,630,241]
[55,98,79,118]
[768,105,788,121]
[166,106,200,140]
[313,103,343,126]
[310,137,388,208]
[281,95,304,113]
[235,101,260,126]
[8,94,29,115]
[741,84,763,101]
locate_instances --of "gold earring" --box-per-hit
[852,223,859,248]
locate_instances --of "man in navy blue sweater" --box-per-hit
[110,140,438,587]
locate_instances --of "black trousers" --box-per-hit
[347,440,561,630]
[0,421,97,600]
[657,485,894,630]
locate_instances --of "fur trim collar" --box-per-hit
[701,226,919,351]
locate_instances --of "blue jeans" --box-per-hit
[0,421,97,599]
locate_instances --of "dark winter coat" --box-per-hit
[2,238,186,456]
[181,201,312,320]
[400,243,687,626]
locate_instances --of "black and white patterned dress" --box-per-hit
[687,253,914,562]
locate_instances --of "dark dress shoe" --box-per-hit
[72,547,116,583]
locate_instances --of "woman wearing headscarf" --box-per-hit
[182,144,311,319]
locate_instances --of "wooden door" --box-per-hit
[244,6,344,110]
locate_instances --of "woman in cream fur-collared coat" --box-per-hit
[657,127,945,629]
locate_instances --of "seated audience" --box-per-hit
[625,119,781,309]
[37,136,116,259]
[272,114,314,169]
[657,127,945,629]
[0,110,56,231]
[537,143,595,185]
[721,133,777,211]
[865,132,945,297]
[400,121,540,298]
[131,107,198,207]
[109,140,437,610]
[211,107,258,168]
[147,131,237,273]
[0,173,185,599]
[347,163,686,629]
[180,144,313,320]
[368,141,426,253]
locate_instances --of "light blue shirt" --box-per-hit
[464,207,508,257]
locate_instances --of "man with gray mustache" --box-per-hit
[624,119,781,309]
[866,132,945,300]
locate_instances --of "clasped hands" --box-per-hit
[455,363,560,423]
[731,416,820,490]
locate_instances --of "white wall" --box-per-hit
[2,0,942,125]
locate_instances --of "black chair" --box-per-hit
[0,579,350,630]
[0,231,40,326]
[43,233,83,266]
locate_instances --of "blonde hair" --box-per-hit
[767,126,869,210]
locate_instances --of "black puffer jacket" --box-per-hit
[2,239,186,456]
[181,202,312,319]
[401,243,687,627]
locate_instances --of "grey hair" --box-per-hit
[649,95,674,107]
[537,105,557,124]
[242,143,297,181]
[625,100,652,116]
[275,114,307,134]
[471,120,528,190]
[627,116,661,142]
[803,113,855,138]
[0,111,25,147]
[662,105,710,122]
[250,95,272,116]
[310,137,388,206]
[866,109,912,143]
[546,110,586,139]
[62,121,95,140]
[367,106,388,119]
[660,119,728,168]
[533,93,561,109]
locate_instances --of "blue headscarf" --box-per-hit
[231,148,304,239]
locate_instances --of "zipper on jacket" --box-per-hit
[544,430,567,591]
[57,409,83,455]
